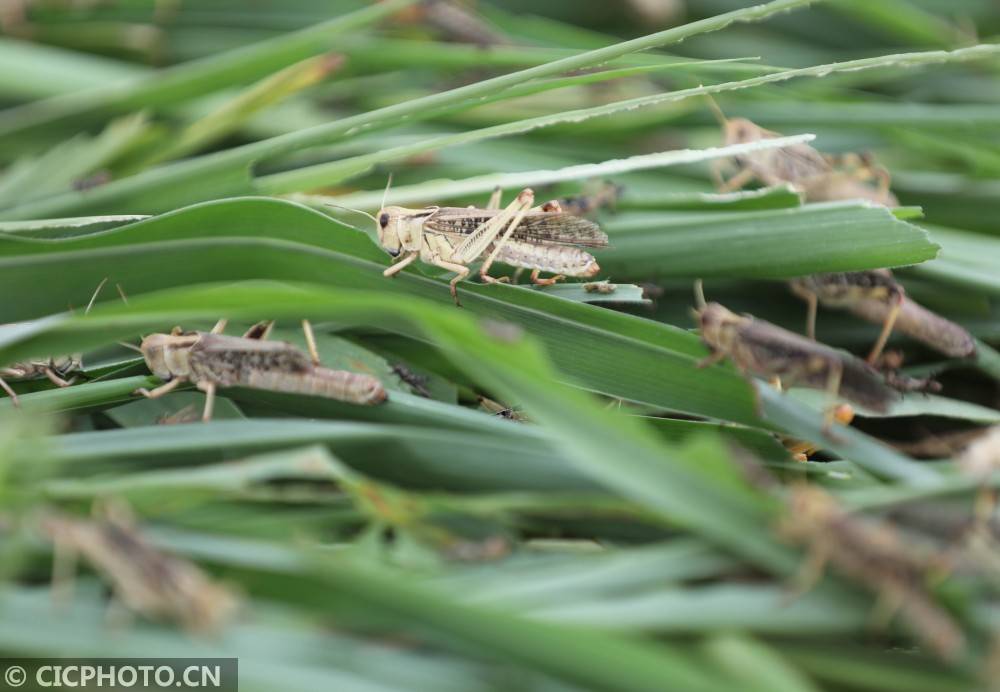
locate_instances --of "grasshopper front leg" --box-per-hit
[134,377,185,400]
[383,251,419,278]
[0,376,19,408]
[718,166,757,193]
[696,349,728,369]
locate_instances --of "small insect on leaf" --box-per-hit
[708,97,897,206]
[694,294,898,431]
[133,320,386,421]
[375,186,609,305]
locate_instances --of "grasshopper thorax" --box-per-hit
[376,206,427,257]
[140,333,197,380]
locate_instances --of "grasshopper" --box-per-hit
[555,180,623,217]
[42,501,239,633]
[789,270,975,362]
[778,483,963,661]
[693,283,898,428]
[134,320,387,421]
[0,278,110,407]
[708,98,898,206]
[373,187,609,305]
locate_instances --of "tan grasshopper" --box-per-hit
[372,187,609,305]
[134,320,387,420]
[789,270,975,362]
[693,283,898,429]
[708,98,898,206]
[42,500,239,633]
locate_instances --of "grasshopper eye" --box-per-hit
[379,213,389,228]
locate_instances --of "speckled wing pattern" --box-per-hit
[188,333,312,386]
[426,208,609,248]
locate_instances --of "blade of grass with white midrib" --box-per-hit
[290,136,815,208]
[0,0,819,220]
[260,45,1000,195]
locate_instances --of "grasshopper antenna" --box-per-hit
[704,93,729,128]
[117,341,144,354]
[83,277,109,315]
[381,173,394,209]
[694,279,707,310]
[327,204,378,225]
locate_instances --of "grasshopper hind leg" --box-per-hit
[529,269,566,286]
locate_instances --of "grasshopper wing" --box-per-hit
[428,210,608,250]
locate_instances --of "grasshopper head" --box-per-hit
[376,206,423,257]
[723,117,772,145]
[696,302,744,351]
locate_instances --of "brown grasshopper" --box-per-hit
[372,187,609,305]
[134,320,387,420]
[789,270,975,362]
[708,98,898,206]
[0,279,110,407]
[42,501,239,634]
[778,484,963,661]
[693,283,898,428]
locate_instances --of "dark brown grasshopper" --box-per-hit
[694,285,898,428]
[789,270,975,363]
[134,320,387,420]
[708,98,898,206]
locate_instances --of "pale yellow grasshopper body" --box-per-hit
[375,187,609,305]
[134,320,387,420]
[790,270,975,362]
[707,99,898,206]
